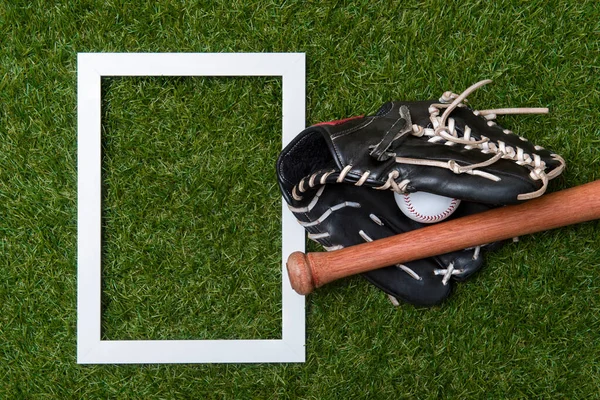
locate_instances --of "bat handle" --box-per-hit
[286,180,600,295]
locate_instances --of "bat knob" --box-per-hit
[286,251,315,295]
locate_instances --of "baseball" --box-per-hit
[395,191,461,224]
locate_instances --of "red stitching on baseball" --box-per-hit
[403,194,459,223]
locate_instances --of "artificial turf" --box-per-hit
[1,0,599,398]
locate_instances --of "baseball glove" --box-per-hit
[276,80,565,306]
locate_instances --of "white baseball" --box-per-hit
[394,191,461,224]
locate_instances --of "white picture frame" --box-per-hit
[77,52,306,363]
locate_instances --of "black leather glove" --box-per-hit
[277,80,565,306]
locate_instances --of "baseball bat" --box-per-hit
[287,179,600,295]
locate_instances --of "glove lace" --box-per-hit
[434,262,462,285]
[292,167,411,201]
[397,80,565,200]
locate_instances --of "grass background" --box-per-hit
[1,0,599,398]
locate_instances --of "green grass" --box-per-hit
[1,0,600,398]
[101,76,283,340]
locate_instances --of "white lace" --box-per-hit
[292,80,564,202]
[398,79,565,200]
[293,167,411,201]
[434,262,462,285]
[433,245,482,285]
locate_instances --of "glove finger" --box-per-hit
[363,261,452,306]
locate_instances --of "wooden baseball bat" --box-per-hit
[287,179,600,295]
